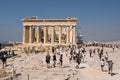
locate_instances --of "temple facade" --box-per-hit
[22,16,78,46]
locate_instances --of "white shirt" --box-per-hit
[100,60,105,66]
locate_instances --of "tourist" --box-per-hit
[76,47,79,54]
[53,53,57,67]
[104,52,108,61]
[82,47,86,53]
[81,48,86,62]
[59,54,63,67]
[99,48,103,60]
[97,48,100,54]
[45,52,51,68]
[89,49,92,57]
[93,49,95,54]
[81,51,85,62]
[32,48,36,55]
[100,58,105,71]
[76,53,81,68]
[1,54,7,68]
[69,50,73,63]
[73,52,76,62]
[107,60,113,76]
[112,45,115,53]
[56,47,60,55]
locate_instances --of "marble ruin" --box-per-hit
[22,16,78,46]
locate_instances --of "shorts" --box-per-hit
[46,60,50,64]
[108,66,113,71]
[101,65,104,67]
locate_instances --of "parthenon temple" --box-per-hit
[22,16,78,46]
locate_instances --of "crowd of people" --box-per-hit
[45,45,114,76]
[89,46,114,76]
[0,44,115,76]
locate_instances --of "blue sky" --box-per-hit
[0,0,120,42]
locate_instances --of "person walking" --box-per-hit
[76,53,81,68]
[107,60,113,76]
[82,52,85,62]
[112,45,115,53]
[97,48,100,54]
[53,53,57,67]
[93,49,96,54]
[89,49,92,57]
[99,49,103,60]
[100,59,105,71]
[59,54,63,67]
[45,53,51,68]
[1,55,7,68]
[69,50,73,63]
[104,52,108,61]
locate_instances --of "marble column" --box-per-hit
[70,26,73,43]
[59,26,62,44]
[29,26,33,43]
[73,26,76,44]
[36,26,40,43]
[26,26,30,43]
[23,26,29,43]
[66,26,70,44]
[23,26,26,43]
[39,27,41,43]
[51,26,55,44]
[44,26,47,44]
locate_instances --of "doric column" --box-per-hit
[39,27,41,43]
[36,26,40,43]
[33,27,35,43]
[26,26,30,43]
[66,26,70,44]
[59,26,62,44]
[51,26,55,44]
[23,26,29,43]
[44,26,47,44]
[70,26,73,43]
[73,26,76,44]
[29,26,33,43]
[23,26,26,43]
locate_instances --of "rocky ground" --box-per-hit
[0,46,120,80]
